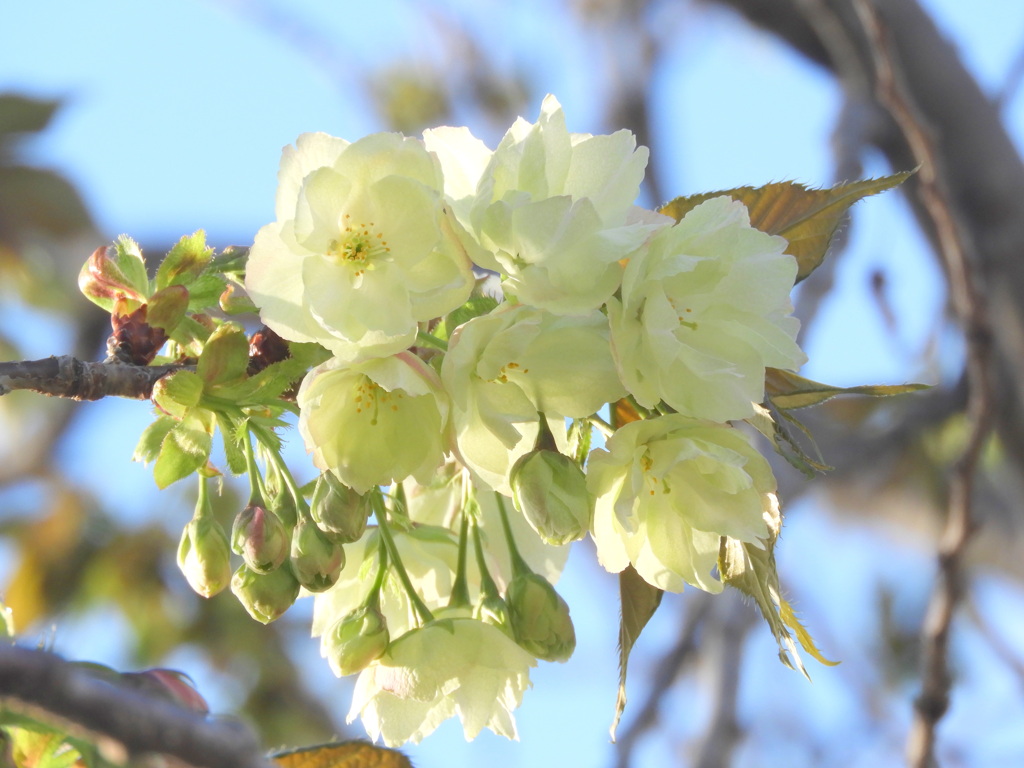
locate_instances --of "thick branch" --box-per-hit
[0,645,272,768]
[0,356,186,400]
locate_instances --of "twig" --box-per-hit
[0,645,273,768]
[851,2,994,767]
[0,356,187,400]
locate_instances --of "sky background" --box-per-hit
[2,1,1024,766]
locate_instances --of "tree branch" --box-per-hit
[0,356,187,401]
[0,645,273,768]
[848,2,994,766]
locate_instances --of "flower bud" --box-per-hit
[290,516,346,592]
[78,243,147,311]
[510,448,591,546]
[177,515,232,598]
[231,503,289,574]
[310,472,369,543]
[321,604,390,677]
[230,563,300,624]
[506,573,576,662]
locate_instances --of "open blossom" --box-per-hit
[441,303,625,494]
[297,351,449,494]
[246,132,476,361]
[587,414,778,593]
[608,196,807,422]
[349,617,536,745]
[426,95,661,314]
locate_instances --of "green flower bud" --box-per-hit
[231,503,289,574]
[230,563,300,624]
[290,516,346,592]
[176,515,232,598]
[510,448,591,546]
[310,472,369,543]
[321,604,390,677]
[506,573,576,662]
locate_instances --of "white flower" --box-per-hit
[441,303,625,494]
[608,196,807,422]
[246,132,476,361]
[297,352,449,494]
[349,617,536,745]
[587,414,777,593]
[431,95,660,314]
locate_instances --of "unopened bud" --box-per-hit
[177,515,232,598]
[310,472,369,543]
[290,516,346,592]
[510,448,591,545]
[78,243,147,311]
[321,604,389,677]
[231,503,289,573]
[230,563,300,624]
[506,573,576,662]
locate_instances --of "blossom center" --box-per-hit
[328,215,390,274]
[352,377,404,426]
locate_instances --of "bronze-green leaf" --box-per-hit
[611,565,663,741]
[659,171,913,282]
[766,367,930,410]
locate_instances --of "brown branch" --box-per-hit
[0,356,187,401]
[0,645,273,768]
[849,3,994,767]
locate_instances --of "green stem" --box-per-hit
[447,511,471,609]
[416,330,448,352]
[249,421,309,516]
[240,429,266,506]
[588,413,614,438]
[194,474,213,520]
[372,492,434,625]
[494,493,532,578]
[471,519,502,602]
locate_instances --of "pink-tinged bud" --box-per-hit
[231,504,290,574]
[290,516,346,592]
[230,563,300,624]
[78,245,147,311]
[310,472,369,543]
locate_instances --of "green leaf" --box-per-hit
[0,166,93,241]
[287,341,332,370]
[146,284,189,334]
[659,171,913,282]
[167,314,212,355]
[217,413,248,475]
[153,416,212,488]
[765,368,930,410]
[611,565,663,741]
[197,323,249,387]
[133,416,177,464]
[155,231,213,291]
[209,245,250,276]
[746,403,831,477]
[111,235,151,297]
[213,357,311,405]
[719,512,838,678]
[152,370,204,420]
[186,273,228,311]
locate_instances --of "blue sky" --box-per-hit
[3,1,1024,766]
